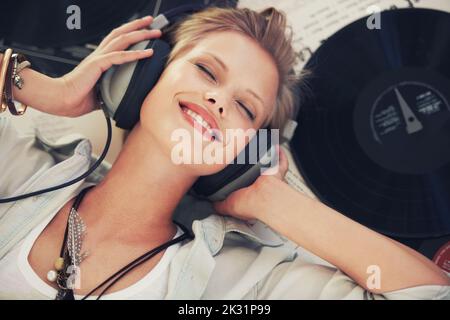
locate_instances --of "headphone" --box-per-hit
[0,4,284,204]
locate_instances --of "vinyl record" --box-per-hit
[419,236,450,272]
[395,234,450,272]
[1,0,238,47]
[291,8,450,238]
[2,0,150,47]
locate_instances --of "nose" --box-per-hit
[204,91,225,116]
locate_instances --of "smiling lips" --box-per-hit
[179,100,221,141]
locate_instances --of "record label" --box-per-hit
[291,8,450,238]
[433,241,450,273]
[354,68,450,174]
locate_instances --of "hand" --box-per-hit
[213,145,290,221]
[58,16,162,117]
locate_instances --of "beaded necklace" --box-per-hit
[47,186,192,300]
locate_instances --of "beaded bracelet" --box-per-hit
[12,53,31,90]
[7,52,31,115]
[0,49,31,115]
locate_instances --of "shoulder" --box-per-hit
[0,116,54,195]
[0,115,102,196]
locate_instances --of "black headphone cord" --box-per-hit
[0,105,112,204]
[56,185,194,300]
[84,225,192,300]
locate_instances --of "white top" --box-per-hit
[0,205,183,300]
[1,117,448,300]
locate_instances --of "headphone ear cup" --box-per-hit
[192,129,277,201]
[99,39,171,129]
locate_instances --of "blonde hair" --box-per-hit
[166,6,302,131]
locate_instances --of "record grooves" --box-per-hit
[291,8,450,240]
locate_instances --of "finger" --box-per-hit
[272,145,289,180]
[95,49,154,72]
[261,145,281,177]
[102,29,162,53]
[71,49,154,94]
[261,145,288,179]
[98,16,154,50]
[277,146,289,179]
[213,200,230,216]
[214,198,254,222]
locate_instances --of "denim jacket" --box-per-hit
[1,116,449,300]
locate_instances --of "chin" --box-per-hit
[139,99,227,173]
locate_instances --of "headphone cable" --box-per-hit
[0,106,112,203]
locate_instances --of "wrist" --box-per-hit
[33,75,68,116]
[255,176,316,228]
[57,75,75,116]
[252,176,291,222]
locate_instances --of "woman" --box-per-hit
[0,7,448,300]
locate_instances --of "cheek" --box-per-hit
[138,62,263,170]
[139,67,191,123]
[139,83,180,147]
[188,162,229,176]
[139,87,162,126]
[160,62,205,91]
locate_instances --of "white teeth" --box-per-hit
[180,105,220,141]
[183,108,212,130]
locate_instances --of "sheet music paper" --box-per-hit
[238,0,450,198]
[239,0,450,71]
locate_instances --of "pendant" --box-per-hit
[54,257,65,271]
[47,270,58,282]
[67,207,89,266]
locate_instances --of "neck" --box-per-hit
[80,122,197,242]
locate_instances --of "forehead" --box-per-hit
[180,31,279,112]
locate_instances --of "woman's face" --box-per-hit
[140,30,279,175]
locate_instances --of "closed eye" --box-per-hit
[194,62,255,121]
[237,101,255,121]
[195,63,216,82]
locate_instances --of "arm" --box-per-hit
[0,59,66,116]
[255,175,449,293]
[214,149,450,294]
[0,16,161,117]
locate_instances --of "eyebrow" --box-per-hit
[204,52,228,72]
[246,89,265,108]
[204,52,265,109]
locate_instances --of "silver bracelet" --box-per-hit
[11,54,31,90]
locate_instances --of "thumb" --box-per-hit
[213,199,231,216]
[262,144,288,179]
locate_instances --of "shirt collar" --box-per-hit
[35,128,111,184]
[197,214,286,256]
[36,132,286,254]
